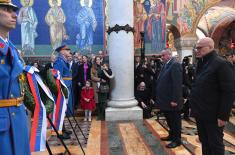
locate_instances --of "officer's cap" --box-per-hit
[55,44,71,52]
[0,0,18,11]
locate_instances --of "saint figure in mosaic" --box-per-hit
[76,0,97,52]
[18,0,38,54]
[45,0,68,51]
[147,0,166,53]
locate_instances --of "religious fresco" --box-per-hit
[11,0,105,56]
[165,0,221,35]
[218,21,235,55]
[147,0,166,52]
[198,6,235,35]
[45,0,68,51]
[196,1,235,55]
[134,0,166,54]
[133,0,219,53]
[17,0,38,55]
[11,0,232,56]
[170,0,208,35]
[76,0,97,52]
[134,0,147,49]
[167,31,175,50]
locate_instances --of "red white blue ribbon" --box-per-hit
[51,69,68,132]
[24,66,48,152]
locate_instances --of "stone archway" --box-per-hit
[214,20,235,55]
[193,0,235,36]
[191,0,222,36]
[164,0,230,60]
[194,1,235,55]
[173,0,235,59]
[166,24,197,60]
[167,24,181,52]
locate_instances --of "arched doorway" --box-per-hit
[213,20,235,55]
[196,3,235,55]
[166,24,181,53]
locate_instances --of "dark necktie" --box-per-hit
[6,47,12,66]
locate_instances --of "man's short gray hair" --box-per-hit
[161,48,172,55]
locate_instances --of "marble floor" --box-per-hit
[32,109,235,155]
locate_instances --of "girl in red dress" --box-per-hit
[80,80,96,121]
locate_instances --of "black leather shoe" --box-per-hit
[63,130,72,135]
[160,136,172,141]
[166,141,181,148]
[58,133,71,140]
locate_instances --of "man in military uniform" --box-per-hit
[53,44,73,139]
[54,45,73,114]
[0,0,30,154]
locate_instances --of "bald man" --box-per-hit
[190,37,235,155]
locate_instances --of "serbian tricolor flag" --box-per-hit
[51,69,68,132]
[24,66,51,152]
[25,66,54,152]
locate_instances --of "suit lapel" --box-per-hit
[157,58,175,80]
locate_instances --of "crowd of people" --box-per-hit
[134,40,235,151]
[33,47,113,122]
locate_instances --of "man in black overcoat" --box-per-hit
[190,37,235,155]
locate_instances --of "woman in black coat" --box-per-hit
[135,82,154,118]
[97,62,114,120]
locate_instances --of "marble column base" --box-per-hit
[105,106,143,121]
[108,98,138,108]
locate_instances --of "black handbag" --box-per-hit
[182,85,190,98]
[99,84,110,93]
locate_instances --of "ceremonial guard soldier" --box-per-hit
[53,44,73,139]
[0,0,30,154]
[54,45,73,114]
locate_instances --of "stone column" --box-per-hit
[105,0,142,121]
[175,36,198,61]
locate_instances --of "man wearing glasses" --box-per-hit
[0,0,30,154]
[190,37,235,155]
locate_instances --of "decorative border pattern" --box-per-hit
[107,24,135,35]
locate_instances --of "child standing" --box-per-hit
[80,80,96,121]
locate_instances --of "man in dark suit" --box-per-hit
[72,52,81,109]
[44,54,56,70]
[155,49,183,148]
[74,55,91,109]
[190,37,235,155]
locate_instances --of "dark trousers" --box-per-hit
[75,85,82,108]
[72,82,79,109]
[182,99,190,118]
[163,111,181,143]
[97,93,108,120]
[143,107,152,119]
[196,119,224,155]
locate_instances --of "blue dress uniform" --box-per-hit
[53,52,74,115]
[0,38,30,155]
